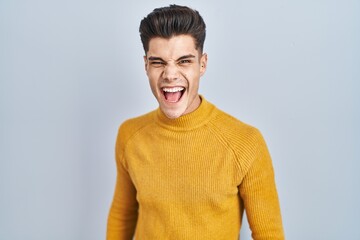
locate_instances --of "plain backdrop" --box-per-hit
[1,0,359,239]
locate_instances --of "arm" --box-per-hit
[239,131,285,240]
[107,144,138,239]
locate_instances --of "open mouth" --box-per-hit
[162,87,185,103]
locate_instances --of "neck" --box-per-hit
[156,95,215,131]
[182,95,202,116]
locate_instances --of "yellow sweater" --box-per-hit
[107,97,284,240]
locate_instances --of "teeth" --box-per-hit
[162,87,184,93]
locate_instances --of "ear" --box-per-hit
[200,53,208,77]
[143,55,148,75]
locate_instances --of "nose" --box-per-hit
[162,63,179,81]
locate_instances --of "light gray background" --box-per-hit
[1,0,359,239]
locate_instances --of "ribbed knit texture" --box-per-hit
[107,96,285,240]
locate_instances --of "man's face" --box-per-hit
[144,35,207,119]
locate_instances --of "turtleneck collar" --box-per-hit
[155,95,216,131]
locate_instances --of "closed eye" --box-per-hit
[177,54,195,65]
[150,61,165,67]
[178,59,192,64]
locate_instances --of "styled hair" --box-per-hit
[139,5,206,54]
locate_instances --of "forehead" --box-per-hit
[147,35,199,59]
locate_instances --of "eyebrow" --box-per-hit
[148,56,165,62]
[148,54,196,62]
[177,54,196,61]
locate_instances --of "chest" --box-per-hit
[124,130,241,206]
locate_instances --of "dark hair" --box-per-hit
[139,5,206,54]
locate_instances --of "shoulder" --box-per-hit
[209,107,262,141]
[116,110,156,150]
[208,107,267,172]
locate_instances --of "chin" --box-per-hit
[157,93,188,119]
[162,109,183,119]
[160,105,186,119]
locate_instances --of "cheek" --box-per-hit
[147,72,162,92]
[148,69,163,79]
[148,77,157,89]
[186,69,201,85]
[182,66,200,79]
[147,69,157,80]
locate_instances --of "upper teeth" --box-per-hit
[163,87,184,93]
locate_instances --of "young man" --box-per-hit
[107,5,284,240]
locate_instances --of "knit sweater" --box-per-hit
[107,96,284,240]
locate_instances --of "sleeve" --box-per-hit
[106,132,138,240]
[239,130,285,240]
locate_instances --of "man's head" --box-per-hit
[139,5,208,119]
[139,5,206,54]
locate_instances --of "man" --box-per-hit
[107,5,284,240]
